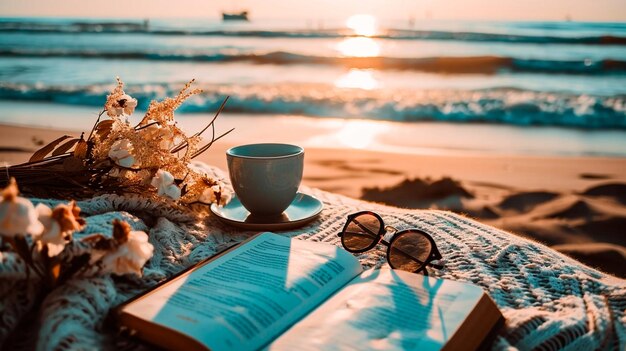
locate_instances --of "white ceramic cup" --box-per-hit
[226,143,304,216]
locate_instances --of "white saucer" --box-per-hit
[210,192,324,230]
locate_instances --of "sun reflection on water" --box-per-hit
[336,37,380,57]
[335,69,379,90]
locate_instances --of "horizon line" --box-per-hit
[1,15,625,24]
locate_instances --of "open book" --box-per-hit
[112,232,503,351]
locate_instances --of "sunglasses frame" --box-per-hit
[338,211,443,274]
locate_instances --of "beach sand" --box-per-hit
[1,123,625,278]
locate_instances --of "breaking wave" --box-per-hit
[1,82,624,129]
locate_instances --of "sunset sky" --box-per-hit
[1,0,625,21]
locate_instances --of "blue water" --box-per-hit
[0,17,625,129]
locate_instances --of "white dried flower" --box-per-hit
[151,170,181,200]
[199,185,218,203]
[219,187,232,206]
[35,204,64,256]
[35,201,85,257]
[199,183,230,206]
[0,178,43,238]
[100,221,153,277]
[108,139,136,168]
[106,93,137,117]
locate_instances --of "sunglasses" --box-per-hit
[338,211,443,275]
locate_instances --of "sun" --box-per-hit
[346,14,378,36]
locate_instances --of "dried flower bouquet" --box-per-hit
[0,178,154,291]
[0,77,233,209]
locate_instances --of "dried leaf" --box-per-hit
[63,156,85,172]
[94,120,114,140]
[74,139,88,159]
[51,138,79,156]
[29,135,73,162]
[96,119,114,130]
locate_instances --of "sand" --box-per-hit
[1,123,625,278]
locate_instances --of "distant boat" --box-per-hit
[222,11,249,21]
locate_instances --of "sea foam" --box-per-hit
[1,82,624,129]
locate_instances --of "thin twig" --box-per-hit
[134,121,160,131]
[191,128,235,159]
[170,96,229,154]
[87,110,107,142]
[195,96,229,138]
[9,153,72,168]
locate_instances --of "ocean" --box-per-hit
[0,17,625,155]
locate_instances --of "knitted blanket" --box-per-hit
[0,165,624,351]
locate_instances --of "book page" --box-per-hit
[122,232,362,351]
[269,268,484,351]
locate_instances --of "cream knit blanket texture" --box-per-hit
[0,165,624,350]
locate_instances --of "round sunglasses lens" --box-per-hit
[342,213,381,251]
[388,231,432,272]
